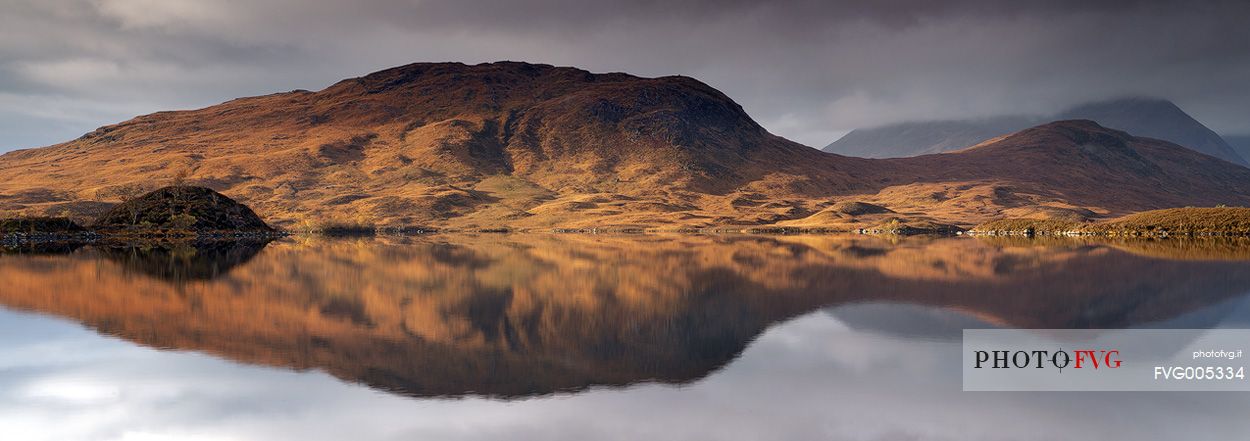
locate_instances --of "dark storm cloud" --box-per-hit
[1,0,1248,151]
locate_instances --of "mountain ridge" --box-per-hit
[824,97,1247,166]
[2,62,1249,229]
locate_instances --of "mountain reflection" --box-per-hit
[0,235,1249,399]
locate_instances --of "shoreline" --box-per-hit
[8,226,1250,245]
[8,206,1250,245]
[2,230,289,248]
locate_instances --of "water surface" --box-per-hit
[2,235,1250,440]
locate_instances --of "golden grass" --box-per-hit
[1099,207,1250,234]
[972,207,1250,236]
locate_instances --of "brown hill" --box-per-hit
[1,62,1249,229]
[782,120,1250,228]
[904,121,1250,213]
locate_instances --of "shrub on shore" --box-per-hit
[0,217,86,235]
[291,215,378,236]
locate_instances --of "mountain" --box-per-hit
[824,97,1248,167]
[1055,98,1245,165]
[795,120,1250,226]
[0,62,868,229]
[2,62,1249,229]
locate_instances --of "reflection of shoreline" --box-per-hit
[974,235,1250,261]
[1,235,1249,399]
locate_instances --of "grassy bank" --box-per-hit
[970,207,1250,237]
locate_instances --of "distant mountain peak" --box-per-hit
[1061,95,1179,110]
[825,97,1247,166]
[1019,119,1125,137]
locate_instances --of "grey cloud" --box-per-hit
[1,0,1248,151]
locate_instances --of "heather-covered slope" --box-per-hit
[0,62,875,229]
[1,62,1249,229]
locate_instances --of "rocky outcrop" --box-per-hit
[92,186,274,233]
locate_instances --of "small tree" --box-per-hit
[169,169,193,212]
[169,213,197,231]
[111,183,150,226]
[170,168,190,187]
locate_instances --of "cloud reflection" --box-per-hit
[4,301,1250,441]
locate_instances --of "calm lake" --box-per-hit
[2,234,1250,440]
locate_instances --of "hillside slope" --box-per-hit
[1,62,1249,229]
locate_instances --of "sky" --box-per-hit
[1,0,1249,153]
